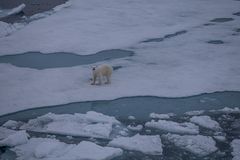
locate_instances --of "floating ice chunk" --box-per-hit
[13,138,123,160]
[145,120,199,134]
[34,140,65,158]
[127,124,143,131]
[29,1,71,21]
[83,111,120,124]
[211,107,240,114]
[20,112,120,139]
[0,130,29,147]
[128,116,136,120]
[164,134,217,156]
[149,113,174,119]
[2,120,22,129]
[0,4,25,18]
[213,136,226,142]
[109,134,162,155]
[185,110,204,116]
[190,116,222,131]
[231,139,240,160]
[0,127,17,140]
[0,21,16,37]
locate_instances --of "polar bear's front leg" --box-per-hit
[91,74,97,85]
[105,75,111,84]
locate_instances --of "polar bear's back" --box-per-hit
[97,64,113,76]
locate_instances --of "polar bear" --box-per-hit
[91,64,113,85]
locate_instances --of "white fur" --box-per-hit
[91,64,113,85]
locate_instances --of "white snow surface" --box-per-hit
[0,127,29,147]
[231,139,240,160]
[20,112,120,139]
[190,116,222,131]
[12,138,123,160]
[145,120,199,134]
[0,4,25,18]
[164,134,217,156]
[0,0,240,115]
[108,134,163,155]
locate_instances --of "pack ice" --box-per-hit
[12,138,123,160]
[145,119,199,134]
[20,111,121,139]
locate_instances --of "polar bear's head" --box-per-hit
[92,66,97,71]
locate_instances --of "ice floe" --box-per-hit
[211,107,240,114]
[127,124,143,131]
[2,120,22,129]
[108,134,162,155]
[0,127,29,147]
[149,112,174,119]
[163,134,217,156]
[20,112,121,139]
[127,116,136,120]
[231,139,240,160]
[12,138,123,160]
[0,4,25,18]
[185,110,205,116]
[145,120,199,134]
[213,135,226,142]
[190,115,222,131]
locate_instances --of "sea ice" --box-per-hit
[2,120,22,129]
[128,116,136,120]
[163,134,217,156]
[149,112,174,119]
[0,128,29,147]
[127,124,143,131]
[12,138,123,160]
[0,127,17,140]
[145,120,199,134]
[231,139,240,160]
[0,4,25,18]
[20,112,120,139]
[211,107,240,114]
[108,134,162,155]
[190,115,222,131]
[185,110,205,116]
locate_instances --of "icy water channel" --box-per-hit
[0,91,240,160]
[0,49,134,69]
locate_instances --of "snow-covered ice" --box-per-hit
[149,112,174,119]
[20,112,120,139]
[210,107,240,114]
[190,115,222,131]
[145,120,199,134]
[0,0,239,115]
[2,120,22,129]
[0,4,25,18]
[12,138,123,160]
[0,127,29,147]
[0,127,17,140]
[213,135,226,142]
[127,124,143,131]
[185,110,205,116]
[128,116,136,120]
[163,134,217,156]
[231,139,240,160]
[108,134,162,155]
